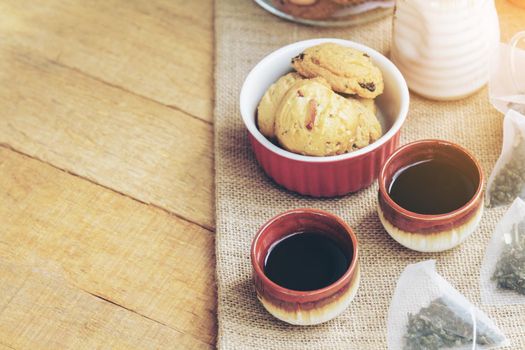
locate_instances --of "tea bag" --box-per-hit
[481,197,525,304]
[486,109,525,207]
[489,32,525,115]
[387,260,507,350]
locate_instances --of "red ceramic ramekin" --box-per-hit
[378,140,485,252]
[240,38,410,197]
[251,208,359,325]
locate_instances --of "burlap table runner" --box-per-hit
[214,1,524,348]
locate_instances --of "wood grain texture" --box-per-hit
[0,344,16,350]
[0,147,215,348]
[0,0,213,122]
[0,47,214,229]
[0,261,207,350]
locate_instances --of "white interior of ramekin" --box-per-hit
[240,38,410,163]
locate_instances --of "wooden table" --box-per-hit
[0,1,523,349]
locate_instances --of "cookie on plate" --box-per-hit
[275,78,382,156]
[292,43,384,98]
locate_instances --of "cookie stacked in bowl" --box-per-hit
[240,38,409,197]
[257,43,384,157]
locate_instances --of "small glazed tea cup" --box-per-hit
[250,208,359,325]
[378,140,484,252]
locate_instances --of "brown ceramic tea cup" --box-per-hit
[378,139,484,252]
[250,208,360,325]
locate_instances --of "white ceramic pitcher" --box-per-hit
[391,0,500,100]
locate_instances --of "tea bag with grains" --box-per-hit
[387,260,507,350]
[486,109,525,208]
[481,197,525,305]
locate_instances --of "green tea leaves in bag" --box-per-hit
[481,197,525,304]
[388,260,508,350]
[487,109,525,208]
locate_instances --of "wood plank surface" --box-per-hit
[0,147,215,348]
[0,46,214,229]
[0,0,213,123]
[0,261,204,349]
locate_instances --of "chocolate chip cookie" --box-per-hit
[257,73,330,139]
[275,78,382,156]
[257,72,303,138]
[292,43,384,98]
[356,97,376,115]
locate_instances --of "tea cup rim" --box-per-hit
[378,139,485,221]
[250,208,359,300]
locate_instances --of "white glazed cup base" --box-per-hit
[378,204,484,253]
[257,265,361,326]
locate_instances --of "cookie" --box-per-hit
[292,43,384,98]
[355,97,376,115]
[257,73,303,138]
[257,74,330,138]
[275,79,382,156]
[343,93,377,114]
[272,0,341,20]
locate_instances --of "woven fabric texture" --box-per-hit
[214,1,523,348]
